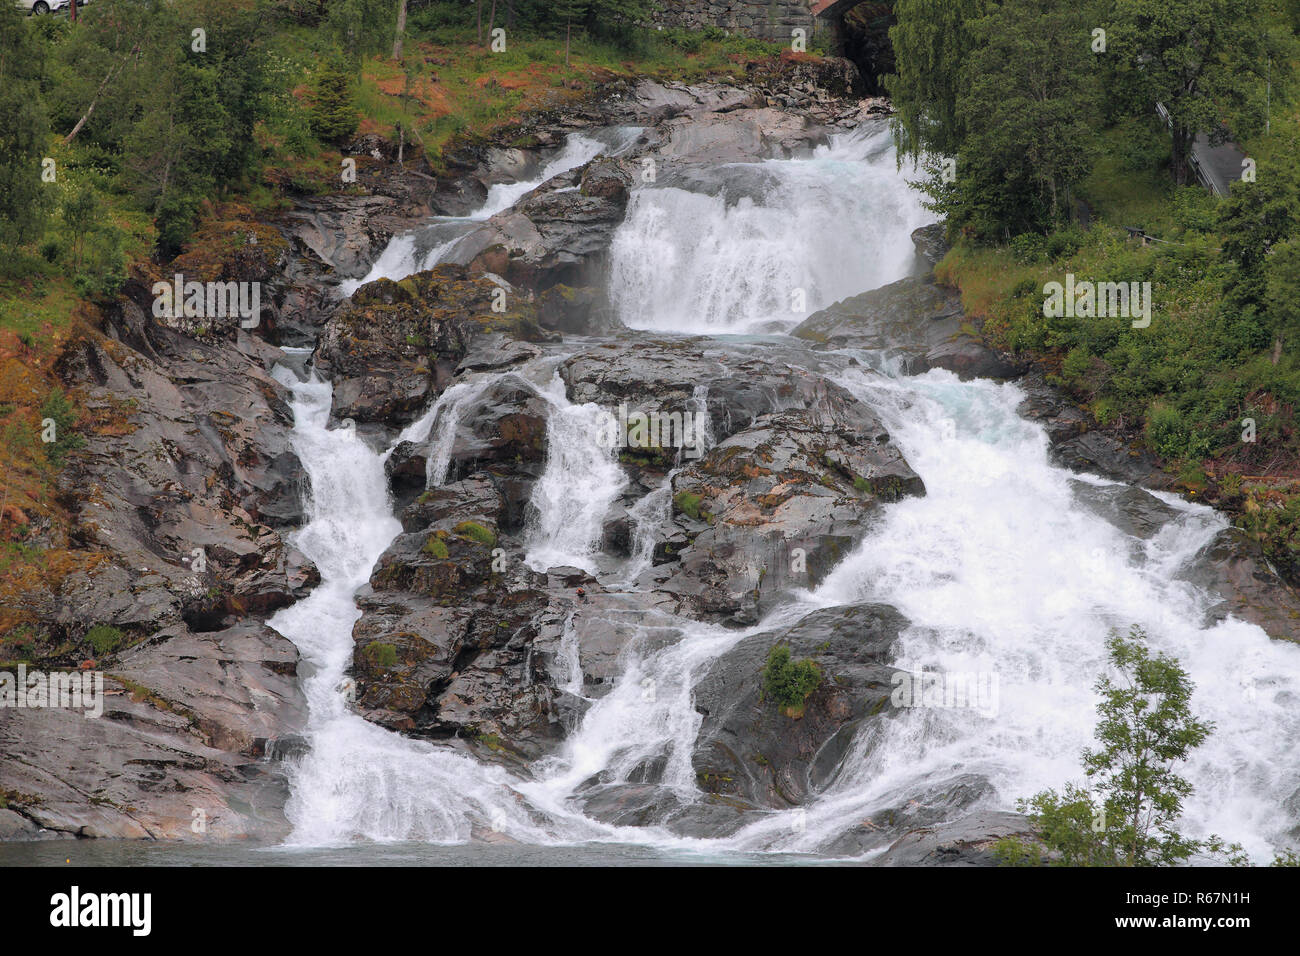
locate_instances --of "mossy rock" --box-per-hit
[362,642,399,668]
[453,521,497,547]
[422,533,450,559]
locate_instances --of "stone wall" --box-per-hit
[649,1,832,45]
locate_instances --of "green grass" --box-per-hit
[673,490,706,520]
[84,625,124,657]
[363,642,399,667]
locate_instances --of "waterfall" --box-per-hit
[271,114,1300,862]
[728,369,1300,859]
[524,375,627,573]
[340,128,643,297]
[267,375,559,845]
[608,121,932,334]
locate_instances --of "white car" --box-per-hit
[16,0,72,13]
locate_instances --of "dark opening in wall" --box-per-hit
[837,1,896,95]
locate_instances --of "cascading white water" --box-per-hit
[267,373,568,845]
[523,375,627,573]
[339,129,642,297]
[608,122,932,334]
[723,368,1300,859]
[273,112,1300,862]
[476,133,619,218]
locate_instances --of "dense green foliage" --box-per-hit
[884,0,982,161]
[889,0,1297,236]
[85,624,125,656]
[1106,0,1292,186]
[410,0,656,50]
[918,0,1098,239]
[761,644,822,711]
[0,4,52,250]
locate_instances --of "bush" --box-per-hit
[673,490,705,520]
[1145,402,1208,462]
[762,644,822,712]
[660,28,702,54]
[1045,227,1084,261]
[1009,232,1046,264]
[363,642,398,667]
[422,534,449,559]
[85,625,124,656]
[39,386,83,467]
[72,226,127,304]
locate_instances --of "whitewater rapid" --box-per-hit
[270,120,1300,861]
[340,128,643,297]
[609,123,932,334]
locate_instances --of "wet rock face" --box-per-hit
[910,222,949,267]
[315,264,552,427]
[873,810,1036,866]
[658,398,923,624]
[794,273,1025,380]
[351,506,578,761]
[554,338,924,623]
[0,622,304,840]
[1015,372,1167,488]
[45,308,317,644]
[0,295,315,841]
[446,159,636,296]
[691,604,910,809]
[1182,528,1300,641]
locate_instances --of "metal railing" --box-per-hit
[1155,102,1221,195]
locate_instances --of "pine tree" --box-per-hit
[553,0,586,65]
[309,54,360,146]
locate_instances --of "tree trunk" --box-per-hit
[62,48,137,146]
[392,0,407,61]
[566,20,571,67]
[1171,126,1193,187]
[488,0,498,37]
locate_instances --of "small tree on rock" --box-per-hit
[996,626,1230,866]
